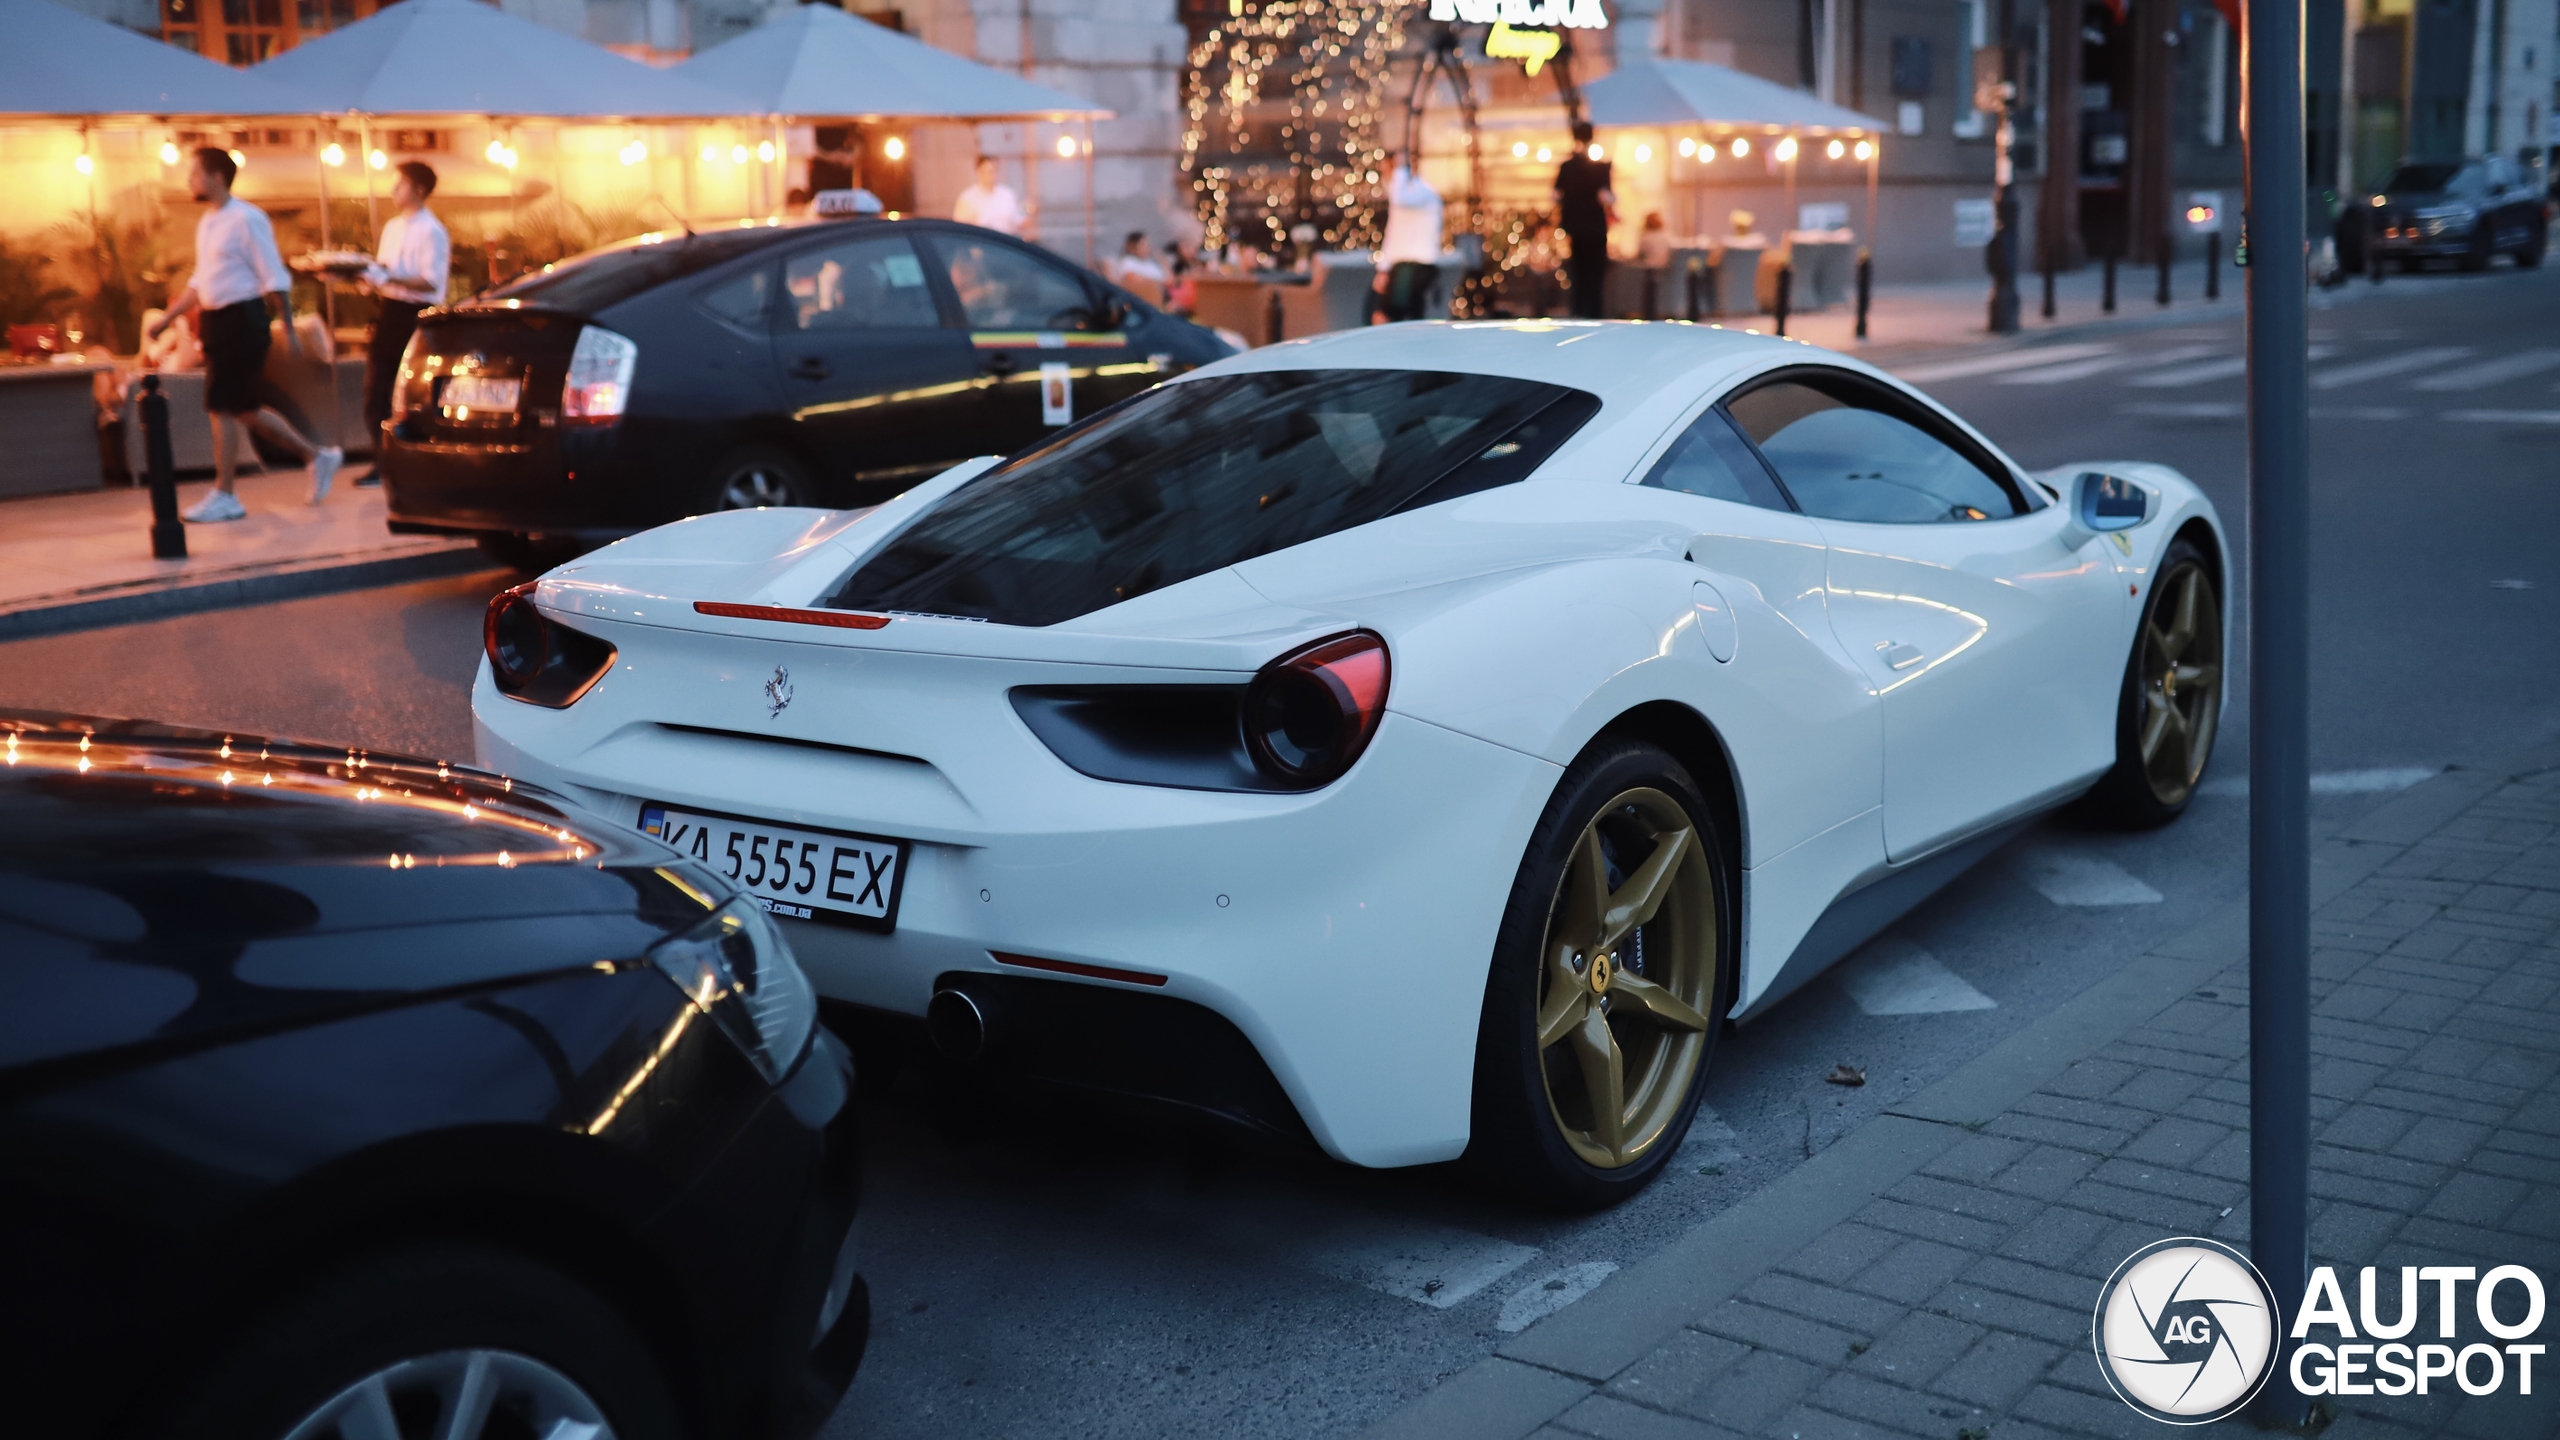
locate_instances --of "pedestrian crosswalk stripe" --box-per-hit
[2123,345,2338,388]
[1893,342,2116,383]
[1837,933,1997,1014]
[2119,401,2243,418]
[1995,343,2220,385]
[2442,409,2560,424]
[2411,348,2560,391]
[2311,345,2474,389]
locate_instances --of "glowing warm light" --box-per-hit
[1511,140,1529,158]
[1854,139,1875,161]
[1825,138,1845,159]
[1676,137,1695,157]
[486,139,507,163]
[159,140,180,166]
[1730,137,1750,158]
[700,143,718,162]
[1632,143,1651,162]
[1774,136,1798,162]
[882,136,906,161]
[1535,145,1553,162]
[2186,204,2216,224]
[756,140,775,162]
[73,154,92,175]
[497,146,518,169]
[618,140,647,166]
[1056,134,1078,158]
[1586,142,1604,161]
[731,144,748,163]
[228,149,245,168]
[369,148,388,169]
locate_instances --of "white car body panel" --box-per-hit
[474,321,2227,1168]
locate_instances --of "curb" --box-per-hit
[1354,740,2560,1440]
[0,542,495,643]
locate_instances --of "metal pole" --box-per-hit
[1082,117,1096,270]
[1988,5,2021,334]
[1854,249,1871,337]
[141,375,185,559]
[361,116,379,238]
[2243,0,2312,1423]
[2157,226,2172,304]
[2103,251,2117,311]
[2207,229,2222,299]
[2040,227,2055,318]
[1774,261,1792,336]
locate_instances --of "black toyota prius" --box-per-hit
[0,711,866,1440]
[381,217,1236,568]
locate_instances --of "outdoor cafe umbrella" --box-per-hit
[674,4,1110,257]
[1584,58,1885,250]
[0,0,312,118]
[250,0,755,119]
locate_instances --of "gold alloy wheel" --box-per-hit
[1534,787,1718,1169]
[2140,560,2223,807]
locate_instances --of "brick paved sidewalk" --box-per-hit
[1368,742,2560,1440]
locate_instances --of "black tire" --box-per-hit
[1468,738,1733,1210]
[476,531,588,571]
[2516,219,2546,268]
[2461,227,2494,272]
[707,446,810,512]
[2082,537,2224,829]
[149,1243,685,1440]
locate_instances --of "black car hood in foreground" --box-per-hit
[0,712,716,1079]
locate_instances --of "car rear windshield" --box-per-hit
[2382,163,2465,194]
[826,368,1598,627]
[473,228,781,312]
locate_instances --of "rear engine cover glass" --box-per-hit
[829,369,1594,626]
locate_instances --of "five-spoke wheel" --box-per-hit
[2088,536,2224,826]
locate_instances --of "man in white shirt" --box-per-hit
[1371,152,1445,323]
[146,147,343,520]
[356,161,450,483]
[952,156,1026,237]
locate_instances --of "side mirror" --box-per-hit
[2058,470,2155,549]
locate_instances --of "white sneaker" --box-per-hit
[308,446,345,504]
[182,488,246,523]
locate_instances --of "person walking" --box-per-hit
[953,156,1026,237]
[1372,150,1444,323]
[1551,120,1617,319]
[355,160,449,484]
[146,147,342,521]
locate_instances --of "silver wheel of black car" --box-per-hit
[710,448,808,511]
[281,1350,613,1440]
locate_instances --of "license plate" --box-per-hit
[441,375,522,413]
[640,802,908,931]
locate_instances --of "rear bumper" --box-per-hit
[381,418,700,538]
[474,662,1561,1169]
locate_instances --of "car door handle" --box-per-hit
[789,356,831,381]
[1879,642,1926,671]
[982,352,1018,378]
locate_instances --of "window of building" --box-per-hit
[163,0,390,64]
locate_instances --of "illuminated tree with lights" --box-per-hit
[1181,0,1412,259]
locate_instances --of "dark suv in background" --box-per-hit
[382,218,1235,567]
[2358,154,2549,273]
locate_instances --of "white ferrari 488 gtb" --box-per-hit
[473,320,2226,1207]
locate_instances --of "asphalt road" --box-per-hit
[1,263,2552,1439]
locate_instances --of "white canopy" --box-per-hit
[0,0,313,119]
[251,0,754,118]
[1584,59,1880,133]
[674,4,1108,122]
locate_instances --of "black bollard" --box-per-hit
[2103,254,2117,313]
[1265,287,1284,345]
[1773,263,1792,337]
[1854,251,1872,340]
[2157,231,2172,306]
[1685,258,1702,322]
[141,375,185,560]
[1703,261,1720,319]
[2206,231,2222,299]
[2040,238,2056,320]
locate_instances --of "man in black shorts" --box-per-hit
[146,147,342,521]
[1551,120,1617,319]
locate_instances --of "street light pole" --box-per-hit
[1984,1,2021,334]
[2243,0,2312,1423]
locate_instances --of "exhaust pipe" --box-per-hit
[926,986,992,1064]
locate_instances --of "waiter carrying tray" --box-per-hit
[147,146,343,522]
[356,161,450,483]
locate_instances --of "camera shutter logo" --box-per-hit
[2093,1237,2279,1423]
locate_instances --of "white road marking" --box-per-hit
[1837,933,1998,1014]
[2311,346,2474,389]
[2025,853,2165,906]
[2310,405,2413,420]
[2119,401,2243,418]
[2197,767,2437,797]
[1297,1223,1536,1309]
[1679,1104,1744,1169]
[1892,343,2117,383]
[2128,344,2337,388]
[2411,348,2560,391]
[2442,409,2560,425]
[1496,1262,1620,1334]
[1995,343,2220,385]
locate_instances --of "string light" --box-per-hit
[369,148,388,169]
[1055,133,1078,158]
[701,143,719,162]
[1585,142,1603,161]
[1535,145,1552,162]
[756,140,775,162]
[1773,136,1797,162]
[1512,141,1529,158]
[1854,138,1875,161]
[882,136,906,161]
[1180,0,1407,256]
[1825,138,1845,159]
[160,140,180,165]
[1632,143,1650,163]
[732,144,749,163]
[1730,137,1750,158]
[73,154,92,175]
[1676,137,1694,157]
[322,142,345,166]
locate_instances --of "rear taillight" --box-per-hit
[484,583,617,707]
[562,325,637,424]
[388,329,423,423]
[1241,631,1390,787]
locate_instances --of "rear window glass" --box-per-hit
[477,229,781,312]
[828,369,1597,626]
[2382,163,2464,194]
